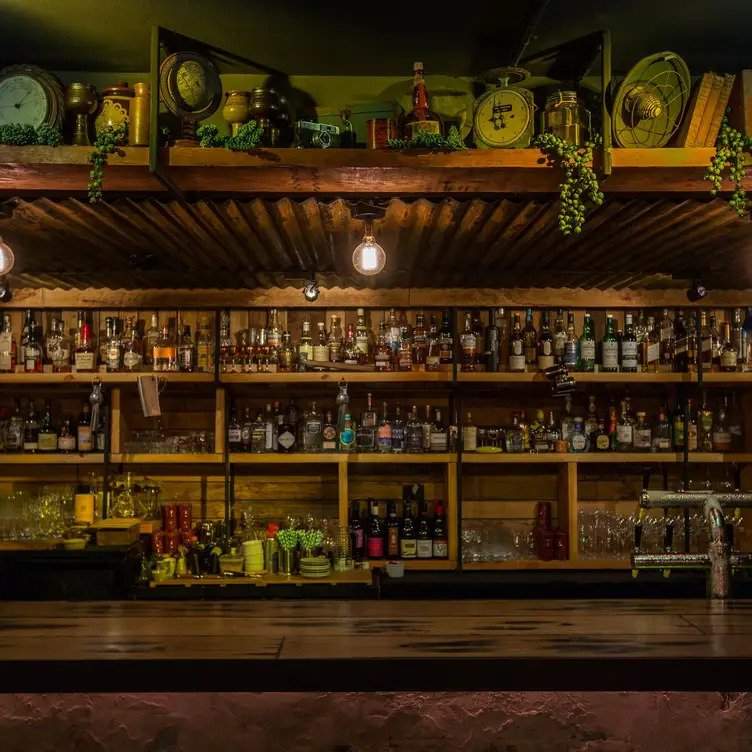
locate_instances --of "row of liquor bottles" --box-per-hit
[0,311,214,373]
[462,392,744,454]
[0,399,103,453]
[461,307,751,373]
[228,390,454,454]
[349,494,449,561]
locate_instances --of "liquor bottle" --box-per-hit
[386,501,400,558]
[397,319,413,371]
[404,61,441,139]
[412,311,428,369]
[228,406,244,451]
[578,312,596,372]
[686,311,698,369]
[642,316,659,372]
[673,310,689,372]
[416,501,433,558]
[57,417,76,453]
[509,313,526,372]
[592,419,610,451]
[569,417,588,453]
[653,407,672,452]
[537,311,555,371]
[218,311,233,373]
[720,321,738,372]
[374,320,393,372]
[552,309,566,364]
[196,314,213,373]
[336,381,350,436]
[240,407,253,452]
[518,410,530,451]
[632,411,652,451]
[264,402,277,451]
[0,313,15,372]
[503,413,522,452]
[421,404,433,451]
[560,395,574,445]
[615,398,634,451]
[438,311,454,367]
[531,409,550,452]
[24,320,43,373]
[312,322,329,363]
[366,500,385,559]
[620,312,638,372]
[339,413,356,452]
[250,412,266,453]
[522,308,537,368]
[563,311,579,370]
[77,402,93,453]
[121,317,143,372]
[699,311,713,370]
[391,406,405,453]
[143,312,160,369]
[459,313,477,372]
[152,325,175,371]
[349,502,365,563]
[672,401,685,451]
[432,502,448,559]
[686,398,698,451]
[430,409,447,452]
[177,325,195,372]
[485,310,500,372]
[277,406,297,453]
[37,402,58,453]
[339,324,356,367]
[584,395,598,441]
[601,314,618,372]
[658,308,674,371]
[297,318,313,367]
[5,404,22,452]
[400,499,417,559]
[376,401,392,453]
[354,308,370,363]
[358,393,377,451]
[267,308,282,352]
[426,314,441,371]
[21,309,32,353]
[406,405,424,453]
[23,403,39,453]
[386,309,401,358]
[303,401,323,452]
[732,308,747,370]
[546,410,561,448]
[710,313,722,368]
[698,392,714,452]
[712,403,733,452]
[278,331,295,371]
[328,315,344,363]
[462,411,477,452]
[322,410,338,451]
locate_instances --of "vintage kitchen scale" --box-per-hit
[611,51,691,147]
[473,67,536,148]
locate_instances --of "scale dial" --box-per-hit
[474,87,533,148]
[0,65,64,129]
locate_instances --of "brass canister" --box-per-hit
[128,82,150,146]
[95,81,134,135]
[542,90,591,146]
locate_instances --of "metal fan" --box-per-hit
[612,51,691,147]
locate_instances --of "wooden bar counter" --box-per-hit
[1,599,751,693]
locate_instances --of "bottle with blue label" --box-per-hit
[339,413,356,452]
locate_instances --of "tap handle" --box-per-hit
[664,517,674,553]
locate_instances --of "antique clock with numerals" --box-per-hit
[472,67,536,149]
[0,64,64,130]
[159,51,222,145]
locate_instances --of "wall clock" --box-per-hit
[159,51,222,144]
[473,67,535,149]
[0,64,64,129]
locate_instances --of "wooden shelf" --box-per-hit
[462,452,752,464]
[230,452,456,464]
[0,453,103,464]
[458,371,752,384]
[3,145,745,196]
[367,559,456,571]
[463,453,573,463]
[0,372,214,384]
[149,570,374,587]
[220,370,452,383]
[111,453,223,464]
[462,559,631,570]
[347,452,455,464]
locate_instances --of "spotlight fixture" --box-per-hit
[349,199,388,277]
[0,237,15,277]
[0,277,11,303]
[686,279,707,302]
[302,274,320,302]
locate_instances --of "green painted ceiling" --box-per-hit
[0,0,750,76]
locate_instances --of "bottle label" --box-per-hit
[123,350,141,369]
[351,528,364,550]
[432,541,448,558]
[602,342,619,369]
[278,430,295,450]
[701,337,712,353]
[400,539,417,558]
[377,427,392,450]
[0,333,12,371]
[430,433,448,452]
[712,431,732,450]
[367,536,384,558]
[660,326,673,342]
[106,346,120,371]
[416,539,433,559]
[563,342,578,367]
[375,352,391,371]
[621,342,638,369]
[653,436,671,451]
[633,429,652,449]
[571,433,587,451]
[38,432,58,451]
[241,425,251,446]
[74,494,95,525]
[511,340,523,356]
[537,354,555,370]
[595,434,610,451]
[540,341,552,356]
[387,528,400,557]
[687,426,698,451]
[439,340,453,363]
[616,425,633,446]
[580,340,595,361]
[58,435,76,452]
[675,338,688,355]
[23,440,38,452]
[228,428,241,444]
[646,342,660,364]
[462,426,477,451]
[509,354,526,371]
[721,350,738,369]
[75,352,94,371]
[339,428,355,449]
[77,427,92,452]
[312,345,329,363]
[197,344,211,371]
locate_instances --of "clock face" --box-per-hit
[0,75,48,127]
[474,88,532,148]
[176,60,207,109]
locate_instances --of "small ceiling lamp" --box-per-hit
[0,238,15,277]
[349,200,388,277]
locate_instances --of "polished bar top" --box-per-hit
[1,599,751,692]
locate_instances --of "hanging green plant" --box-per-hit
[0,122,63,146]
[533,132,604,236]
[705,117,752,217]
[196,120,264,151]
[88,123,128,204]
[387,125,466,151]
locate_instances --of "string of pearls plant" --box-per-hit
[88,123,128,204]
[705,117,752,217]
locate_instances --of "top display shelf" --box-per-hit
[1,146,746,197]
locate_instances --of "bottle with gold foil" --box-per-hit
[128,82,150,146]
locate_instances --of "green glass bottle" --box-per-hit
[578,312,596,372]
[601,314,619,372]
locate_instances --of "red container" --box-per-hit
[554,528,569,560]
[535,501,552,529]
[366,118,398,149]
[163,530,180,556]
[151,531,165,556]
[161,504,177,532]
[176,503,192,533]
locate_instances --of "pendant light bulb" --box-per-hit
[0,238,15,277]
[352,221,386,276]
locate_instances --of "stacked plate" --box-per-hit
[242,540,265,574]
[300,556,331,579]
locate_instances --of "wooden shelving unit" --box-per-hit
[0,453,103,464]
[230,452,456,464]
[148,570,374,587]
[220,371,452,383]
[111,453,224,464]
[0,372,214,384]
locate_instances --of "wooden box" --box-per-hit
[91,519,141,547]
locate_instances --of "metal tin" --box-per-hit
[128,82,150,146]
[366,118,398,149]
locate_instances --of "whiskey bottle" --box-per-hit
[438,311,454,367]
[633,412,652,451]
[77,402,93,453]
[343,324,359,366]
[658,308,674,371]
[267,308,282,351]
[45,317,67,373]
[462,411,477,452]
[355,308,370,363]
[652,407,672,452]
[416,502,433,559]
[584,395,599,441]
[279,331,296,371]
[0,313,15,372]
[553,309,566,364]
[73,315,95,372]
[391,406,405,453]
[57,417,76,453]
[699,311,713,370]
[601,314,619,372]
[404,61,441,139]
[122,317,143,372]
[143,312,160,369]
[227,407,242,452]
[219,311,233,373]
[397,321,413,371]
[432,502,448,559]
[298,318,313,366]
[153,325,176,372]
[24,319,43,373]
[106,318,123,372]
[23,403,39,453]
[376,401,392,453]
[240,407,253,451]
[563,311,579,370]
[686,398,698,451]
[673,310,689,372]
[698,392,714,452]
[406,405,424,453]
[386,309,401,358]
[322,410,338,452]
[687,312,698,369]
[430,409,448,452]
[485,310,500,372]
[303,401,323,452]
[374,320,392,372]
[505,413,524,453]
[578,312,596,372]
[178,325,195,372]
[399,499,417,559]
[642,316,659,372]
[615,399,634,451]
[425,314,441,371]
[509,313,526,372]
[460,312,477,372]
[421,404,433,451]
[328,315,344,363]
[720,322,738,372]
[523,308,537,368]
[196,314,213,373]
[386,502,401,558]
[712,404,733,452]
[537,310,555,371]
[621,312,638,373]
[312,322,329,363]
[710,313,722,368]
[412,311,428,369]
[732,308,747,370]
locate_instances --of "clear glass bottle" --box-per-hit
[218,311,233,373]
[712,404,733,452]
[391,406,405,453]
[658,308,674,371]
[522,307,537,368]
[312,321,329,363]
[23,402,39,453]
[143,312,160,369]
[425,314,441,372]
[267,308,282,352]
[322,410,338,451]
[552,309,566,364]
[0,313,16,373]
[24,319,43,373]
[505,413,524,453]
[153,325,176,372]
[412,312,428,369]
[430,409,447,452]
[405,405,424,453]
[398,320,414,372]
[615,400,633,451]
[264,402,277,451]
[698,392,714,452]
[37,401,58,453]
[673,310,689,372]
[227,407,242,451]
[386,309,401,358]
[537,311,555,371]
[298,318,313,367]
[196,314,214,373]
[642,316,659,372]
[560,395,574,445]
[569,417,589,453]
[77,402,93,453]
[357,393,377,452]
[342,324,359,366]
[462,411,477,452]
[122,317,143,372]
[720,321,738,372]
[45,317,67,373]
[376,401,393,453]
[57,417,76,453]
[699,311,713,370]
[279,331,295,372]
[632,411,652,450]
[177,325,195,372]
[509,313,526,372]
[438,311,454,367]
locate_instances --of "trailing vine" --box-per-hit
[705,117,752,217]
[88,123,127,204]
[0,123,63,146]
[388,125,466,151]
[196,120,264,151]
[533,132,604,235]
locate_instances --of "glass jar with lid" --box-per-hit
[542,90,591,146]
